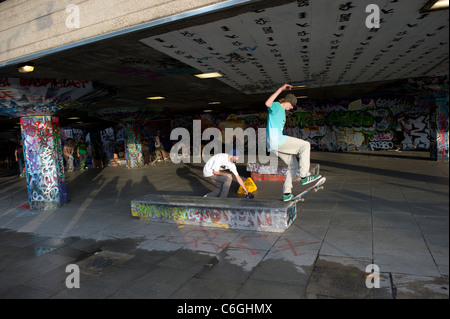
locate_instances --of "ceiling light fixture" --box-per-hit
[420,0,449,12]
[146,96,166,100]
[297,96,309,99]
[67,117,81,120]
[203,109,213,113]
[194,72,223,79]
[18,62,34,73]
[208,101,221,105]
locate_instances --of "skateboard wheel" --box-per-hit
[301,198,305,202]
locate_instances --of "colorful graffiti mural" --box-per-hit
[100,127,116,160]
[171,95,448,158]
[53,95,447,169]
[20,116,66,210]
[0,78,114,117]
[123,123,143,168]
[435,96,449,161]
[131,199,296,232]
[288,98,431,152]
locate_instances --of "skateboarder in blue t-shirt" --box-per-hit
[266,83,321,201]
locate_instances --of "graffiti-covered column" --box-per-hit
[428,94,449,162]
[435,95,449,162]
[20,116,67,210]
[123,122,143,168]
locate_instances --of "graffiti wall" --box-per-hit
[61,127,84,141]
[172,94,448,159]
[100,127,116,160]
[290,97,433,152]
[435,96,449,161]
[20,116,66,210]
[123,123,143,168]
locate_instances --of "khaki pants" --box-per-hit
[275,137,311,194]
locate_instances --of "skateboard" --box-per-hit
[149,156,158,166]
[292,177,326,203]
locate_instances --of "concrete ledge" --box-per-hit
[250,172,299,182]
[131,194,297,233]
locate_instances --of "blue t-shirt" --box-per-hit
[266,102,288,152]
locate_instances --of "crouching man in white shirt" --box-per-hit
[203,149,250,198]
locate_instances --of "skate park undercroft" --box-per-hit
[0,0,448,302]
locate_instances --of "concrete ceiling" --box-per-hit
[0,0,448,132]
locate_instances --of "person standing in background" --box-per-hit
[63,138,74,172]
[142,139,151,165]
[77,137,88,170]
[394,116,405,152]
[14,140,25,177]
[154,131,168,161]
[92,141,104,168]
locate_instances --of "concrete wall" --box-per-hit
[0,0,231,64]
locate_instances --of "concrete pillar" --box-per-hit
[428,94,449,162]
[435,95,449,162]
[89,130,104,169]
[123,123,143,168]
[20,116,67,210]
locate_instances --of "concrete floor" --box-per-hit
[0,150,448,299]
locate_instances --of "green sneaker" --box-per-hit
[283,193,293,201]
[300,174,321,185]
